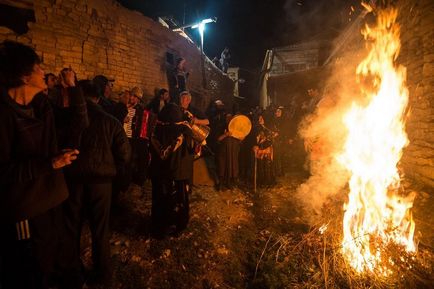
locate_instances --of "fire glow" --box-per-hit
[338,6,417,273]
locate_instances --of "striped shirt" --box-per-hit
[123,107,135,138]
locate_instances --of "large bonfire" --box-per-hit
[338,4,417,273]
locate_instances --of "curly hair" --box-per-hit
[0,41,41,89]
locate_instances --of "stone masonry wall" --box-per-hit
[398,0,434,188]
[0,0,234,110]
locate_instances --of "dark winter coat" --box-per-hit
[98,96,128,124]
[66,101,131,182]
[0,90,68,223]
[149,103,194,181]
[48,85,89,149]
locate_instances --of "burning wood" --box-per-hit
[337,4,416,274]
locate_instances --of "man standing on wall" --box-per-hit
[220,47,231,73]
[172,58,189,104]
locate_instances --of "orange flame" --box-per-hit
[338,7,416,273]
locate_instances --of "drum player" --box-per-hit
[179,91,210,126]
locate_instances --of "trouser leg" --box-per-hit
[85,182,112,280]
[151,178,171,236]
[174,180,190,232]
[0,207,63,289]
[59,181,85,289]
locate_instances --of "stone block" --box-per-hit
[42,52,56,63]
[422,63,433,76]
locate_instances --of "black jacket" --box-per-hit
[98,96,128,124]
[149,104,194,181]
[48,85,89,149]
[66,101,131,182]
[0,90,68,223]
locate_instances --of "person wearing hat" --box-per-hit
[93,75,128,123]
[124,87,153,189]
[123,88,142,139]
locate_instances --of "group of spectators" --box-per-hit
[0,40,294,289]
[0,40,189,289]
[0,40,136,289]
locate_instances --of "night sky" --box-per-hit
[118,0,361,70]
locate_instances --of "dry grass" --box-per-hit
[251,203,434,289]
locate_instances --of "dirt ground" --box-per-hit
[80,171,434,289]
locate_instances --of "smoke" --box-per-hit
[281,0,358,42]
[295,47,366,223]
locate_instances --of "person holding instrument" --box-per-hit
[179,91,210,156]
[179,91,209,126]
[216,113,241,190]
[0,41,78,289]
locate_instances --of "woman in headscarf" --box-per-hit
[253,114,276,187]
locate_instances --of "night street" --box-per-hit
[0,0,433,288]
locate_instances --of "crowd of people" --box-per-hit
[0,40,294,289]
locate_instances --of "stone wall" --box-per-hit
[398,0,434,188]
[0,0,234,110]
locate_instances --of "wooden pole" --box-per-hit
[253,153,257,194]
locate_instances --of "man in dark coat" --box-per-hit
[63,80,131,287]
[179,91,209,126]
[48,67,88,150]
[147,88,170,114]
[207,100,227,188]
[93,74,128,123]
[149,103,195,238]
[0,41,78,289]
[93,75,130,204]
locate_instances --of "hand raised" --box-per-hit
[60,68,76,87]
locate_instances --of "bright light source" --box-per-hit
[198,23,205,36]
[202,18,214,24]
[191,18,216,29]
[190,17,216,53]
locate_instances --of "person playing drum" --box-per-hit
[179,91,209,126]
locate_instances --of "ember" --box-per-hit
[338,5,417,273]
